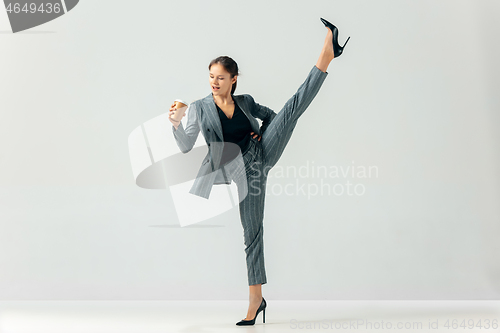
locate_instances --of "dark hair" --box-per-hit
[208,56,240,95]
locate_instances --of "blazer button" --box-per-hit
[208,143,210,146]
[207,128,210,132]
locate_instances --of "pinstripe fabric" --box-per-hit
[173,65,328,285]
[172,88,276,199]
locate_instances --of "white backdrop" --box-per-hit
[0,0,499,300]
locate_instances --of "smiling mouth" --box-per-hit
[212,86,220,90]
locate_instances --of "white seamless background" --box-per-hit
[0,0,499,300]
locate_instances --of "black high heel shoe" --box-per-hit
[235,297,267,326]
[320,17,350,58]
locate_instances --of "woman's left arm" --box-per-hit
[248,95,277,135]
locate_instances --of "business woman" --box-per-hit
[169,18,349,325]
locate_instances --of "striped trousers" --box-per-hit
[223,65,328,286]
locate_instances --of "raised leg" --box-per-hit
[258,24,334,172]
[260,64,328,172]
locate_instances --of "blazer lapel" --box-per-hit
[203,93,224,141]
[234,95,260,134]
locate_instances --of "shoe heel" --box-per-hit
[263,308,265,323]
[343,36,351,48]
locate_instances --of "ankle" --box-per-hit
[315,59,330,73]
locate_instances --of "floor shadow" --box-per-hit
[0,30,56,34]
[149,224,225,228]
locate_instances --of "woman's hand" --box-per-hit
[168,102,186,129]
[250,132,261,141]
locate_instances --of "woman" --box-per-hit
[169,17,349,326]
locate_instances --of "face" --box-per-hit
[209,63,237,96]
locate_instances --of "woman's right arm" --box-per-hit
[170,103,200,153]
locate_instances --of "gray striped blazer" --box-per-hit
[172,92,277,199]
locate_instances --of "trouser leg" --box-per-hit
[260,65,328,171]
[231,146,268,286]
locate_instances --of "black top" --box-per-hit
[216,99,252,166]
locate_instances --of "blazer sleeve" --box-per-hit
[172,103,200,153]
[248,95,277,135]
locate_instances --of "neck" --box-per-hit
[212,92,233,105]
